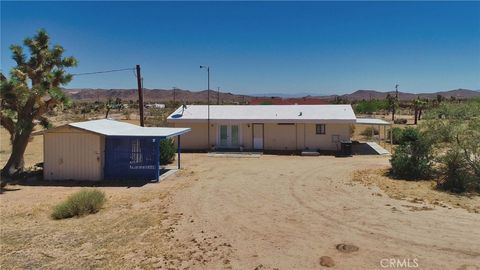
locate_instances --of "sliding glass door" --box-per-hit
[218,124,240,148]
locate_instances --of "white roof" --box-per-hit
[356,118,391,125]
[167,105,356,123]
[68,119,190,137]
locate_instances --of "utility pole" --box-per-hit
[217,87,220,105]
[392,84,399,122]
[207,68,210,149]
[200,66,210,149]
[136,64,144,127]
[173,86,177,103]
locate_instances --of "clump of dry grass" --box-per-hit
[51,189,106,219]
[353,169,480,213]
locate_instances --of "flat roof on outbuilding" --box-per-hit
[355,118,391,125]
[69,119,191,137]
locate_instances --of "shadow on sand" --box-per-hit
[2,169,175,189]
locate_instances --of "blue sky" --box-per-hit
[1,1,479,96]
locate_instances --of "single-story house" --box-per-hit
[37,119,190,181]
[167,104,379,152]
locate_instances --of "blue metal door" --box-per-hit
[104,137,160,180]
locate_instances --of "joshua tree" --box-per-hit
[386,93,398,121]
[413,97,427,125]
[0,29,77,181]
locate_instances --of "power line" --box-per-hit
[71,67,135,77]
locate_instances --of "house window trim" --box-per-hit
[316,124,326,135]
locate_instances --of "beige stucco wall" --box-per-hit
[303,123,351,151]
[264,123,297,150]
[296,123,306,150]
[171,122,351,151]
[44,126,104,181]
[172,123,210,150]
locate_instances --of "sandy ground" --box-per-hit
[354,169,480,214]
[3,154,478,269]
[0,128,44,169]
[168,155,480,270]
[1,119,479,270]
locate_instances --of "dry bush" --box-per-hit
[51,189,106,219]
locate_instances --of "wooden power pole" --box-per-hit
[136,64,144,127]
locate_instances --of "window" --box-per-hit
[316,124,326,134]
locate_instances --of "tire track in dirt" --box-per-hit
[287,165,480,258]
[169,154,480,269]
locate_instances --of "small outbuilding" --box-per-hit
[38,119,190,181]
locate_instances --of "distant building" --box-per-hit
[145,103,165,109]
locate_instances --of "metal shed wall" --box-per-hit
[44,126,104,181]
[104,136,160,180]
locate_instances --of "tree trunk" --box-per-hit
[418,109,423,120]
[1,126,33,181]
[391,108,395,121]
[414,108,418,125]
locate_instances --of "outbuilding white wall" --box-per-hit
[44,126,104,181]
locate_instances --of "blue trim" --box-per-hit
[177,135,181,169]
[155,138,160,180]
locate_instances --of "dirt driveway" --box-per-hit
[1,154,479,269]
[169,154,480,270]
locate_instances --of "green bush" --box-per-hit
[52,189,106,220]
[388,127,419,145]
[390,131,433,180]
[389,127,403,144]
[160,138,176,165]
[436,150,477,193]
[422,103,480,193]
[399,127,419,144]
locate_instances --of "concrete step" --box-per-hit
[365,142,390,155]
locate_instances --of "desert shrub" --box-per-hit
[388,127,403,144]
[388,127,419,145]
[394,118,408,124]
[123,109,131,120]
[422,102,480,193]
[437,150,478,193]
[52,189,106,219]
[160,138,176,165]
[399,127,419,144]
[390,131,433,180]
[360,126,379,137]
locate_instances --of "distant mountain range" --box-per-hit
[321,89,480,101]
[64,88,480,103]
[65,88,251,103]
